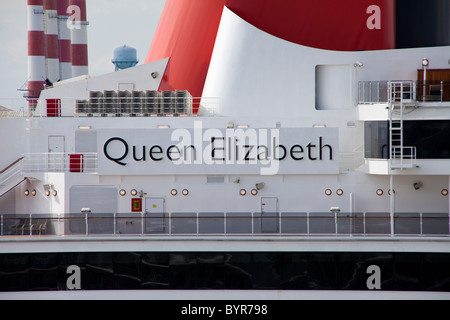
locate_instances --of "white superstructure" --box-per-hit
[1,5,450,300]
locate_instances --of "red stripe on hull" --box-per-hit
[27,81,45,99]
[69,0,87,21]
[59,39,72,63]
[28,31,46,56]
[46,34,59,59]
[57,0,70,15]
[71,44,88,66]
[28,0,43,5]
[44,0,57,10]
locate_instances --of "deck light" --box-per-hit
[130,189,138,196]
[182,189,189,196]
[171,189,178,196]
[255,182,265,190]
[325,189,332,196]
[251,189,258,196]
[52,190,57,197]
[45,190,51,197]
[442,189,448,196]
[31,190,36,196]
[376,189,384,196]
[330,207,341,213]
[24,190,30,196]
[240,189,247,196]
[413,181,423,190]
[336,189,344,196]
[422,58,429,67]
[119,189,126,196]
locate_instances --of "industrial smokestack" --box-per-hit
[27,0,46,103]
[44,0,60,83]
[69,0,88,77]
[57,0,72,80]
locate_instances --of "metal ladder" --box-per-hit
[388,81,416,169]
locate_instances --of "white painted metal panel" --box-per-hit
[261,197,278,233]
[69,186,117,214]
[48,135,65,153]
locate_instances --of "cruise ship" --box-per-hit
[1,0,450,300]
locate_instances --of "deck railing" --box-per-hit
[358,80,450,104]
[0,95,220,118]
[358,81,389,104]
[22,153,98,173]
[1,212,448,238]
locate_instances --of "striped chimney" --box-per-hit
[27,0,46,102]
[57,0,72,80]
[69,0,88,77]
[44,0,60,83]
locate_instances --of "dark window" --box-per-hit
[365,120,450,159]
[364,121,389,159]
[403,120,450,159]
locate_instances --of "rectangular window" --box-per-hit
[364,120,450,159]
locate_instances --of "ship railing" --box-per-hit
[358,80,450,104]
[1,212,449,238]
[75,93,220,117]
[416,80,450,102]
[0,95,221,118]
[22,153,98,173]
[358,81,389,104]
[0,98,35,117]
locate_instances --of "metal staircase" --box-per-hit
[388,81,417,169]
[0,157,25,198]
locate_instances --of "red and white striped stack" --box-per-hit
[27,0,88,103]
[27,0,46,101]
[57,0,72,80]
[69,0,88,77]
[44,0,60,83]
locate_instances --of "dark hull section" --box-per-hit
[1,251,450,292]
